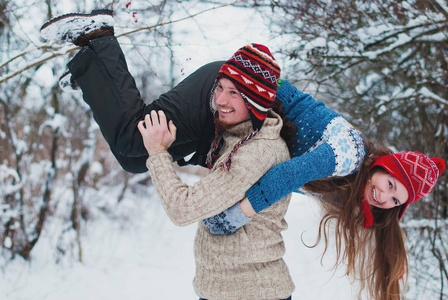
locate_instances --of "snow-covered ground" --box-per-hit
[0,172,356,300]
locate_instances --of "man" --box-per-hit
[137,44,295,300]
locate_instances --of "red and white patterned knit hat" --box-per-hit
[207,44,280,171]
[211,43,281,131]
[363,152,445,226]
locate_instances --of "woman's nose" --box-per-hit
[377,191,386,204]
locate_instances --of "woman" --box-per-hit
[301,149,444,300]
[41,10,445,300]
[204,81,445,300]
[204,78,445,300]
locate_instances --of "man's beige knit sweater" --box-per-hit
[146,111,295,300]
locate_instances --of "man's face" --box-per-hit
[214,78,250,126]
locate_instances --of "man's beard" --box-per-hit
[214,113,236,132]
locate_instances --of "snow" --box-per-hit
[304,37,327,51]
[39,114,68,135]
[2,1,446,299]
[405,218,448,229]
[419,87,448,106]
[0,175,356,300]
[40,14,115,43]
[435,0,448,12]
[355,73,382,95]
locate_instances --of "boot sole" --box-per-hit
[40,9,114,42]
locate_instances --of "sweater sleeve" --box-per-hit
[246,143,336,213]
[146,142,279,226]
[276,80,340,157]
[243,81,367,214]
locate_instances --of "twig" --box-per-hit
[116,0,239,37]
[0,1,240,84]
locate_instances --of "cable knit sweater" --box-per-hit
[146,111,294,300]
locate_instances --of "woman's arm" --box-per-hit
[202,81,367,234]
[204,123,368,235]
[202,202,252,234]
[138,111,281,226]
[202,143,336,234]
[245,143,336,212]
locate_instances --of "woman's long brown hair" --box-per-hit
[272,99,297,156]
[303,141,408,300]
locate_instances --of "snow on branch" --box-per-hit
[419,87,448,107]
[0,1,239,85]
[404,218,448,230]
[38,113,69,136]
[0,165,22,196]
[0,44,78,85]
[116,0,239,37]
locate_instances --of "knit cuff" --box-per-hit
[145,150,172,171]
[245,181,268,213]
[202,202,252,235]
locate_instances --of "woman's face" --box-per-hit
[364,169,409,209]
[214,78,250,126]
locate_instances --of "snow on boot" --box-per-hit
[59,71,81,92]
[40,9,114,46]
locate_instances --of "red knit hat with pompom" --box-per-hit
[211,43,280,131]
[207,43,280,171]
[363,152,445,228]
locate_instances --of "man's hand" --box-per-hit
[137,110,177,155]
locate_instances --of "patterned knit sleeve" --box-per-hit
[276,80,339,157]
[244,81,368,214]
[246,143,336,213]
[210,118,368,228]
[324,117,367,176]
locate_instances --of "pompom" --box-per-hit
[431,157,446,174]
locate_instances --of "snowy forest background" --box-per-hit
[1,0,447,299]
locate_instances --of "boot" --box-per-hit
[40,9,114,46]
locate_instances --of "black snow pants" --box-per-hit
[67,36,223,173]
